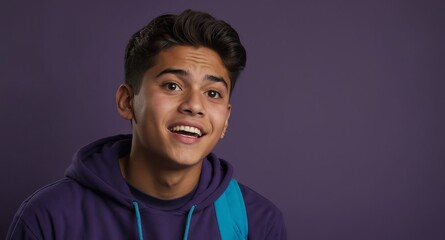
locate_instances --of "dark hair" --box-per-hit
[124,9,246,94]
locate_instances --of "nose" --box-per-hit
[178,90,205,117]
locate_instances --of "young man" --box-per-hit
[7,10,287,239]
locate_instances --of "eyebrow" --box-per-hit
[156,68,229,90]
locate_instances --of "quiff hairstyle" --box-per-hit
[124,9,247,94]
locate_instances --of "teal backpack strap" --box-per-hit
[214,179,248,240]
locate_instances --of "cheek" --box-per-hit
[133,94,173,126]
[149,95,177,116]
[145,90,172,110]
[210,106,230,130]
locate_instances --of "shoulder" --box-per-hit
[238,183,288,240]
[20,178,84,212]
[238,183,281,216]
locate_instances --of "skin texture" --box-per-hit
[116,46,231,199]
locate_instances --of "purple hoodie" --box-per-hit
[7,135,287,239]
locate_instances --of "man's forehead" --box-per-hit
[151,46,230,86]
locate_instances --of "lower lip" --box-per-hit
[170,132,201,144]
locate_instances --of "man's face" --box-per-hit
[131,45,231,169]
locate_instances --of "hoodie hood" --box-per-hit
[65,134,234,213]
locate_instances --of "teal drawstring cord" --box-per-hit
[183,205,197,240]
[133,201,144,240]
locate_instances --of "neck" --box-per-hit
[119,154,202,200]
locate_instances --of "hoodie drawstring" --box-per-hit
[183,204,197,240]
[133,201,144,240]
[132,202,197,240]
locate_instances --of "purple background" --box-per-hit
[1,0,445,239]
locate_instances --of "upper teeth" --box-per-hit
[171,125,202,137]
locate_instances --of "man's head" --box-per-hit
[124,9,246,95]
[116,10,246,169]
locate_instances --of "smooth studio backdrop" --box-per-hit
[1,0,444,239]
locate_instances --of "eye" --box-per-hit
[205,90,222,99]
[163,82,181,91]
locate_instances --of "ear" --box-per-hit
[116,84,134,121]
[221,104,232,139]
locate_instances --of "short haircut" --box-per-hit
[124,9,247,94]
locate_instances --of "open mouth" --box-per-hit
[169,125,204,138]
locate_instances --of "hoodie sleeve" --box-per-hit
[239,184,288,240]
[264,209,288,240]
[6,207,40,240]
[6,180,71,240]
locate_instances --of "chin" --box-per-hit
[163,153,205,169]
